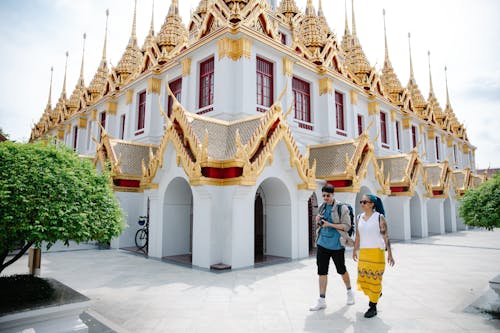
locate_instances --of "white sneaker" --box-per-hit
[309,298,327,311]
[346,289,355,305]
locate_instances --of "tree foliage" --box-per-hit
[0,141,125,273]
[458,173,500,230]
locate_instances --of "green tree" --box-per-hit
[0,141,125,274]
[458,173,500,230]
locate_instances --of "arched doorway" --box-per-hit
[255,191,265,258]
[410,195,423,238]
[254,178,291,264]
[162,177,193,265]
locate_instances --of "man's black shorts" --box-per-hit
[316,245,346,275]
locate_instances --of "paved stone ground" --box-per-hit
[3,229,500,332]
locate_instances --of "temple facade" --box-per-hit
[30,0,486,270]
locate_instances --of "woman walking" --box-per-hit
[353,194,394,318]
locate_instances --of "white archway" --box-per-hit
[162,177,193,258]
[255,177,292,261]
[410,195,423,238]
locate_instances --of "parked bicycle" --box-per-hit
[135,216,149,250]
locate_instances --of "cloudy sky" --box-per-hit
[0,0,499,169]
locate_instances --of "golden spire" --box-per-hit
[142,0,156,50]
[345,0,371,77]
[445,66,451,108]
[341,0,352,56]
[88,10,110,100]
[69,34,88,111]
[62,51,69,97]
[380,9,403,102]
[426,50,443,120]
[298,0,327,55]
[406,33,426,112]
[116,0,142,79]
[78,33,86,86]
[351,0,357,38]
[157,0,188,54]
[427,50,435,97]
[408,32,415,82]
[47,66,53,109]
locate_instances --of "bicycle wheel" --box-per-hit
[135,229,148,249]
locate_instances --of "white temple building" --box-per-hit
[31,0,486,270]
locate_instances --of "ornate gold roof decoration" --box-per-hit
[31,67,54,141]
[277,0,300,24]
[141,1,161,71]
[307,131,388,193]
[376,149,425,196]
[468,172,486,190]
[113,0,142,86]
[157,0,188,62]
[50,52,70,127]
[452,167,470,197]
[88,10,110,104]
[423,51,445,126]
[442,66,466,139]
[94,124,158,192]
[380,10,405,106]
[297,0,327,55]
[68,34,88,114]
[423,160,451,198]
[141,82,316,189]
[406,33,427,116]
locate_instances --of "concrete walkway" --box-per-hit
[3,229,500,332]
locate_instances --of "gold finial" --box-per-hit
[62,51,69,96]
[169,0,179,16]
[132,0,137,40]
[149,0,155,35]
[383,9,389,66]
[305,0,315,15]
[351,0,357,37]
[47,66,54,107]
[79,33,86,83]
[428,50,434,95]
[102,9,109,63]
[445,66,451,107]
[318,0,325,17]
[408,32,415,81]
[344,0,350,35]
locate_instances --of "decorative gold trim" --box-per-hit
[126,90,134,105]
[318,78,332,95]
[106,101,117,115]
[368,102,380,115]
[427,128,435,140]
[78,117,87,129]
[57,129,65,140]
[181,58,192,77]
[463,145,469,154]
[217,37,252,61]
[350,90,358,105]
[91,109,97,121]
[402,117,411,129]
[283,57,293,77]
[389,110,396,122]
[419,123,425,133]
[147,77,162,94]
[65,124,71,133]
[446,136,453,147]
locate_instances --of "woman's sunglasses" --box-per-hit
[359,200,372,205]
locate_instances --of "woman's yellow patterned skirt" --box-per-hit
[357,248,385,303]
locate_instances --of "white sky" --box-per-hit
[0,0,499,169]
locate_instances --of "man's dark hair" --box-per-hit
[321,184,335,194]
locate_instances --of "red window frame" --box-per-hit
[435,136,440,161]
[335,91,345,131]
[199,57,214,108]
[411,125,417,148]
[72,125,78,150]
[380,112,388,147]
[292,77,311,123]
[137,91,146,131]
[256,57,274,110]
[395,120,401,150]
[168,77,182,117]
[357,114,363,136]
[119,114,126,140]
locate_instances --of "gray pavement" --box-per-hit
[3,229,500,332]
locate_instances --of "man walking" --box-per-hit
[310,184,355,311]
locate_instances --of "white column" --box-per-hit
[146,192,163,258]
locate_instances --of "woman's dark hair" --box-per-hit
[366,194,385,216]
[322,184,335,194]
